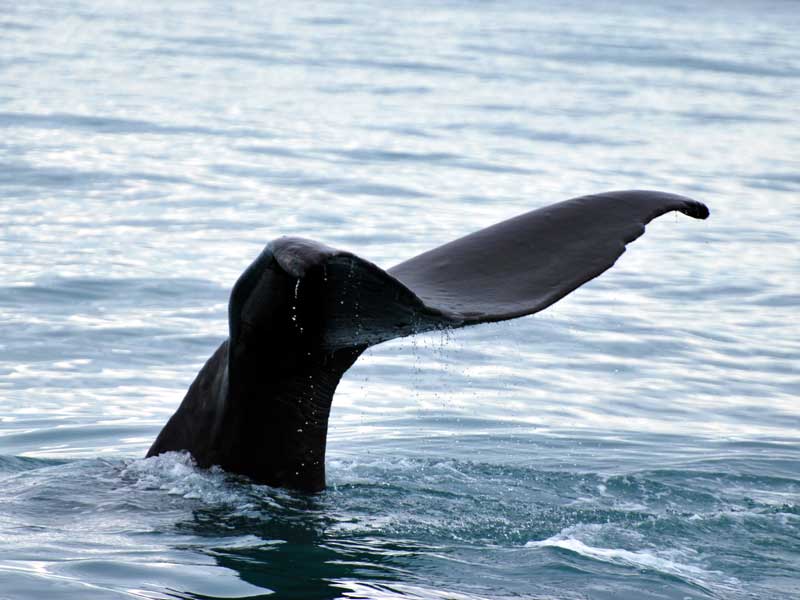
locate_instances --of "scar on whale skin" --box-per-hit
[147,190,709,492]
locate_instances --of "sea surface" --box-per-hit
[1,1,798,598]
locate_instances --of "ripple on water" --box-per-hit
[0,440,797,598]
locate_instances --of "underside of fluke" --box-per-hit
[147,190,709,491]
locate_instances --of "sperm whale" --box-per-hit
[147,190,709,491]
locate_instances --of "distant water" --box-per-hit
[1,1,798,598]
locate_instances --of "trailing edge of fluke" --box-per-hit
[147,190,709,491]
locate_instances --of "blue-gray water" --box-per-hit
[1,1,798,598]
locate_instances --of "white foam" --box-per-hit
[525,525,717,587]
[527,536,707,578]
[119,452,279,511]
[333,580,497,600]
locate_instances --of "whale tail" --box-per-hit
[147,190,709,491]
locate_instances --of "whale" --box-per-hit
[147,190,709,492]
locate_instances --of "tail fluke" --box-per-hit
[389,190,709,324]
[148,190,709,491]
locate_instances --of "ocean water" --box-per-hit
[1,1,798,598]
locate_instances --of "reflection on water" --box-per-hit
[1,0,799,598]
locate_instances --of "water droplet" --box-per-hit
[291,279,304,334]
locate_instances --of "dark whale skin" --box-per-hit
[147,190,709,492]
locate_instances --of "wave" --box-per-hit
[526,523,740,595]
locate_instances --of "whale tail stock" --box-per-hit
[146,190,709,491]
